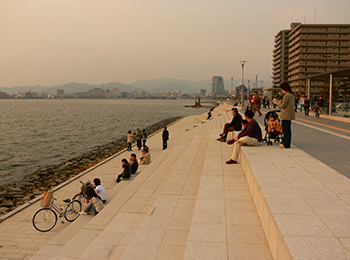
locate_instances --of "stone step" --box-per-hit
[31,114,213,259]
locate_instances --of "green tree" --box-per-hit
[320,83,339,102]
[339,82,350,102]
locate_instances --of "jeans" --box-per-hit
[84,203,98,215]
[282,120,292,148]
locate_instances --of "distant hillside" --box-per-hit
[130,78,211,94]
[0,78,272,95]
[0,82,141,95]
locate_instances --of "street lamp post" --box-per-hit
[230,76,234,100]
[239,61,246,109]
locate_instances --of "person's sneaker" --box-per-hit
[227,139,235,145]
[217,137,222,141]
[79,211,87,215]
[219,133,224,137]
[226,159,237,164]
[220,138,226,142]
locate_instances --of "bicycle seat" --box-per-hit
[63,199,71,203]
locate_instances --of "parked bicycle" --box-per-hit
[32,193,82,232]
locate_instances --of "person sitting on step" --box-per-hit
[226,110,262,164]
[217,108,242,142]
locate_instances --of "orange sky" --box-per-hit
[1,0,349,87]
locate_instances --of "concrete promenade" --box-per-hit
[1,103,350,259]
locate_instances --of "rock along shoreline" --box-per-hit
[0,116,182,216]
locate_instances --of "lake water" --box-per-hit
[0,99,209,185]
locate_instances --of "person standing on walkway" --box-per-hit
[304,96,310,116]
[266,97,270,109]
[295,96,299,112]
[273,96,278,109]
[253,92,262,117]
[217,108,242,142]
[317,96,324,114]
[162,126,169,150]
[136,128,142,150]
[262,97,266,108]
[278,83,295,149]
[299,95,305,112]
[142,129,148,149]
[127,130,133,151]
[226,110,262,164]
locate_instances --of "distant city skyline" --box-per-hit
[1,0,350,88]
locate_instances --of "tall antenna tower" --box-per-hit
[314,9,317,24]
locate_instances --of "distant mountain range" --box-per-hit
[0,78,271,95]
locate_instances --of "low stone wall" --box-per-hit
[0,117,182,215]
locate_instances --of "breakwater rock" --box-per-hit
[0,116,182,215]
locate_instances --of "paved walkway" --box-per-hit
[2,103,350,259]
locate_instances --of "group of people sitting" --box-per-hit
[79,148,152,215]
[217,108,262,164]
[116,148,150,183]
[79,178,107,216]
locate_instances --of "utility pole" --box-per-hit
[239,61,246,109]
[247,80,250,105]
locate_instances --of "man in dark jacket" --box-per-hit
[217,108,242,142]
[226,110,262,164]
[162,127,169,150]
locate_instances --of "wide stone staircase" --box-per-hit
[30,105,272,260]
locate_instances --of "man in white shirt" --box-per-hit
[93,178,107,204]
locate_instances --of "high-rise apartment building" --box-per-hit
[273,23,350,95]
[211,76,225,94]
[272,29,291,87]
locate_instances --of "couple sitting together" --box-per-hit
[218,108,262,164]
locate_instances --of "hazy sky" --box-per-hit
[1,0,350,88]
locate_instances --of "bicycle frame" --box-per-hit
[47,198,65,218]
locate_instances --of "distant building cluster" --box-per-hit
[1,87,189,100]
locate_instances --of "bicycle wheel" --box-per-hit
[64,200,82,222]
[73,193,85,204]
[32,208,57,232]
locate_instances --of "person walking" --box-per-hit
[162,126,169,150]
[266,97,270,109]
[142,129,148,149]
[127,130,133,151]
[278,82,295,149]
[295,96,299,112]
[317,96,324,114]
[136,128,142,150]
[304,96,310,116]
[252,92,262,117]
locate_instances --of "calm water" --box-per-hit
[0,99,208,185]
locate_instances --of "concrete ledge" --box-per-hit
[240,144,350,260]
